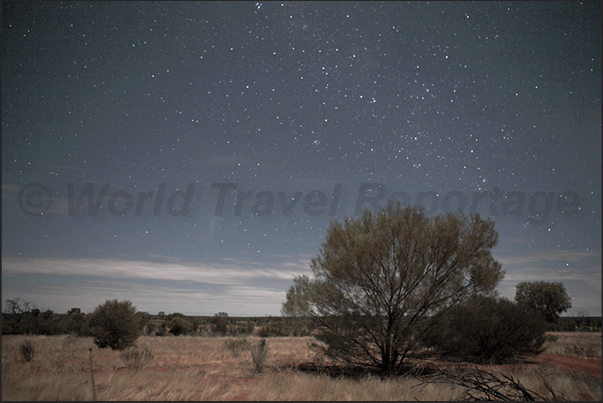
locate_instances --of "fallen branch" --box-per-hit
[413,364,555,401]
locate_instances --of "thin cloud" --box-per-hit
[1,255,310,285]
[2,269,292,316]
[495,248,601,315]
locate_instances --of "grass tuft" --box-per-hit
[119,345,153,370]
[223,337,250,358]
[251,338,269,374]
[20,340,34,362]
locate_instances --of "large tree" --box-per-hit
[514,281,572,323]
[282,203,504,373]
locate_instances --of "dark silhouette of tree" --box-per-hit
[2,298,36,334]
[515,281,572,323]
[572,310,589,330]
[168,316,193,336]
[64,307,90,336]
[283,203,504,373]
[212,312,229,335]
[421,295,546,364]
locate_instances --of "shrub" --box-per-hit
[88,299,140,350]
[157,321,168,336]
[20,340,34,362]
[224,337,250,358]
[63,307,91,336]
[119,345,153,370]
[257,319,286,337]
[168,316,193,336]
[212,312,229,335]
[422,295,546,364]
[250,338,269,373]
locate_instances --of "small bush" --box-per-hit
[224,337,250,358]
[119,345,153,370]
[422,295,546,364]
[212,312,229,335]
[88,299,140,350]
[251,338,269,373]
[20,340,34,362]
[168,317,193,336]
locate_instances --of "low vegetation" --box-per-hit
[224,337,251,358]
[250,338,269,374]
[543,333,602,358]
[2,334,601,401]
[119,345,154,370]
[20,339,34,362]
[88,299,140,350]
[421,295,547,364]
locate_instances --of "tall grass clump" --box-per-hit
[251,338,269,373]
[119,345,154,370]
[20,339,34,362]
[224,337,250,358]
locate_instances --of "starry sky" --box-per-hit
[2,1,601,316]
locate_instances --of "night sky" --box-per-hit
[2,2,601,316]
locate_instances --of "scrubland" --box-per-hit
[543,332,602,359]
[2,333,601,401]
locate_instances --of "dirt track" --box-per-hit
[529,353,602,377]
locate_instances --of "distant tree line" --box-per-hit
[2,290,599,342]
[2,298,91,336]
[2,297,317,340]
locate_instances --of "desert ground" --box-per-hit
[2,332,601,401]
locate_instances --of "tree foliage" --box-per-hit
[281,283,312,335]
[65,307,91,336]
[212,312,229,335]
[89,299,140,350]
[168,316,193,336]
[283,203,504,373]
[515,281,572,323]
[421,295,546,364]
[2,298,65,335]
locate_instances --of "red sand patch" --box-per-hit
[527,353,602,377]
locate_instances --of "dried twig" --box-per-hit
[413,365,553,401]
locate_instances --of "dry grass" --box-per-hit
[224,337,251,358]
[544,332,602,358]
[2,334,601,401]
[244,371,464,401]
[250,338,269,373]
[119,345,154,370]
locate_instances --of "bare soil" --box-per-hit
[527,353,602,377]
